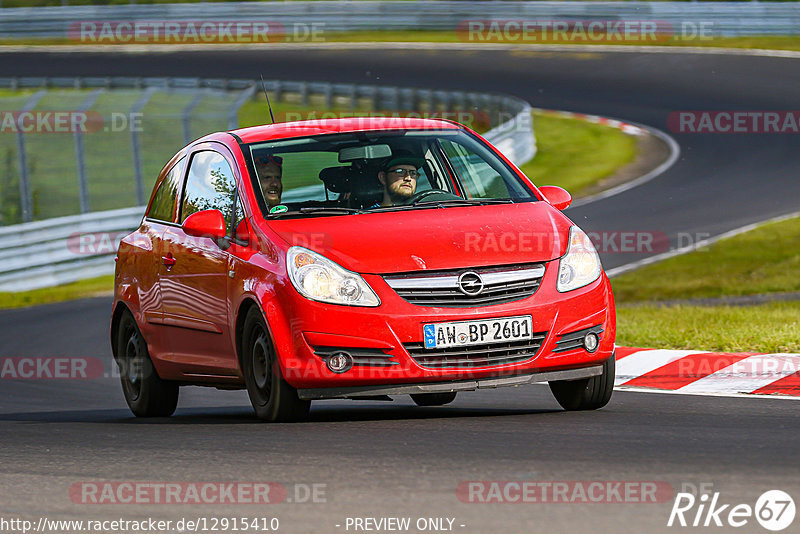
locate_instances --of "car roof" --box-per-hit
[231,116,463,144]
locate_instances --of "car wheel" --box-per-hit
[410,392,457,406]
[549,354,615,411]
[116,310,179,417]
[242,307,310,422]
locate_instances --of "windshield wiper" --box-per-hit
[415,198,515,207]
[298,206,366,215]
[268,206,365,219]
[369,198,514,213]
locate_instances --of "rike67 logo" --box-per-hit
[668,488,795,531]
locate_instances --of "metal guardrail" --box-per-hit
[0,76,236,225]
[0,206,143,291]
[0,2,798,37]
[0,77,535,292]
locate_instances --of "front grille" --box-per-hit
[404,332,548,369]
[383,263,545,308]
[312,346,398,367]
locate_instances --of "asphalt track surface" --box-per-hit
[1,47,800,533]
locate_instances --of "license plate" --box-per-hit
[423,315,533,349]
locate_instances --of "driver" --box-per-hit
[254,154,283,209]
[376,157,424,207]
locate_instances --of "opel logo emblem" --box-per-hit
[458,271,484,296]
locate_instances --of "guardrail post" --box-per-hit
[74,89,103,214]
[182,93,203,144]
[372,87,381,111]
[228,83,257,130]
[349,85,358,110]
[299,82,309,107]
[388,87,400,111]
[129,86,157,206]
[15,90,47,222]
[408,89,419,112]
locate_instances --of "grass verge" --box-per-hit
[611,215,800,302]
[616,302,800,354]
[0,275,114,310]
[521,112,637,197]
[613,214,800,353]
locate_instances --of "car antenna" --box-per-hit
[260,74,276,124]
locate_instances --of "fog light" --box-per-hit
[584,332,599,353]
[327,352,353,373]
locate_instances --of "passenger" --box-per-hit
[376,157,424,207]
[254,154,283,208]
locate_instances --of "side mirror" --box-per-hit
[538,185,572,211]
[182,209,227,240]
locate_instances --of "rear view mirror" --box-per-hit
[338,144,392,162]
[538,185,572,211]
[182,209,227,240]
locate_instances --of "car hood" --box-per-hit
[266,202,572,274]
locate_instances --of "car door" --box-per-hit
[136,156,186,360]
[159,145,239,376]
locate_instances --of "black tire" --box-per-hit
[241,307,310,422]
[410,392,457,406]
[116,310,179,417]
[549,354,615,411]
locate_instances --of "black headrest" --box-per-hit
[319,166,353,193]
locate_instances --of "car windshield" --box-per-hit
[245,129,536,218]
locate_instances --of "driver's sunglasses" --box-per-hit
[254,154,283,167]
[387,168,419,178]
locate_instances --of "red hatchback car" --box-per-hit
[112,117,616,421]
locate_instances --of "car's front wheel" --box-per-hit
[116,310,179,417]
[410,392,457,406]
[548,354,615,411]
[241,307,310,422]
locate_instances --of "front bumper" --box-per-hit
[297,363,604,400]
[264,263,616,390]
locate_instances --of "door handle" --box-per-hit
[162,253,176,267]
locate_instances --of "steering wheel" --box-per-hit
[404,189,457,204]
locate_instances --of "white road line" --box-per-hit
[614,349,705,385]
[678,354,800,394]
[570,120,681,209]
[614,385,800,401]
[607,210,800,278]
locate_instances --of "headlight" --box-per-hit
[287,246,380,307]
[557,226,602,292]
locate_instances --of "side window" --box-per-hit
[147,157,185,222]
[439,139,509,199]
[180,150,237,233]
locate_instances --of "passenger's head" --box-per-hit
[378,157,423,206]
[254,154,283,208]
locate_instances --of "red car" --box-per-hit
[111,117,616,421]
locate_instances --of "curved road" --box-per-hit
[1,47,799,534]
